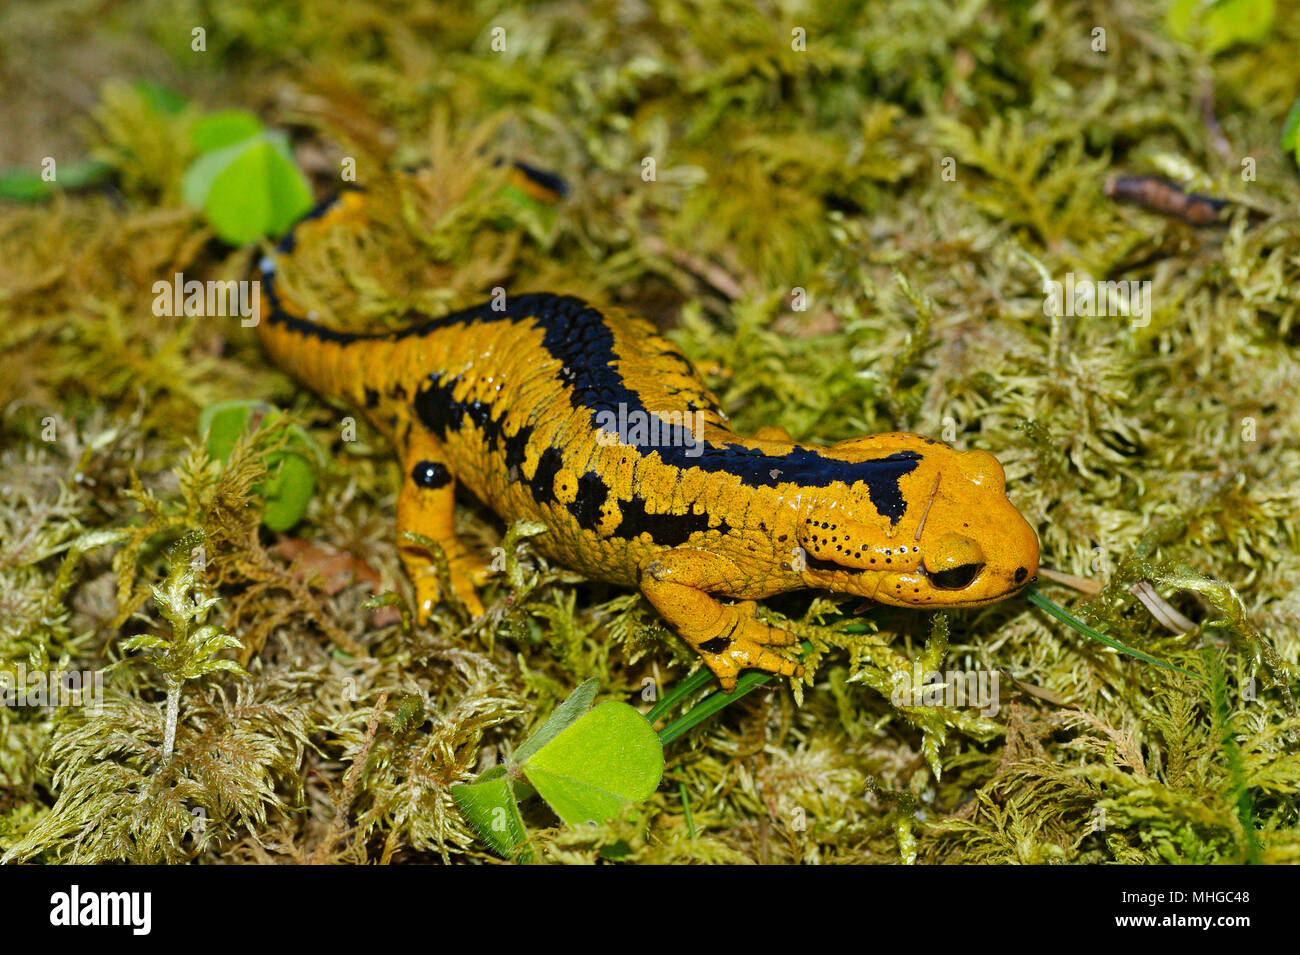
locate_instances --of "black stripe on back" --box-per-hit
[411,295,923,525]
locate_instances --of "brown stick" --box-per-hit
[1104,175,1231,226]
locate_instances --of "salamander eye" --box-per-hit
[412,460,450,489]
[929,562,982,590]
[923,535,985,590]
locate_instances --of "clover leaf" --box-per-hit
[451,679,664,860]
[181,113,312,244]
[199,400,320,532]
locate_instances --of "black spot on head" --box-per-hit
[1014,566,1029,583]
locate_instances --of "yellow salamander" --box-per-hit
[256,179,1040,690]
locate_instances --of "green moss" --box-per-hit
[1,0,1299,864]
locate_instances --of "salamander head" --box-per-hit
[794,437,1039,608]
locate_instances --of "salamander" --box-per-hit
[255,174,1040,691]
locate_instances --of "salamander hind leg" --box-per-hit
[639,550,803,693]
[396,433,490,621]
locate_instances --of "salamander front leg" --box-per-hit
[397,438,489,621]
[639,550,803,692]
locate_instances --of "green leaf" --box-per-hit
[1281,96,1300,153]
[0,169,56,202]
[199,400,318,531]
[183,658,246,679]
[120,635,170,652]
[181,139,244,210]
[0,160,112,201]
[201,399,326,467]
[260,453,315,532]
[450,777,533,861]
[182,131,312,244]
[1166,0,1196,40]
[510,677,599,765]
[190,109,264,154]
[522,701,663,827]
[201,400,273,463]
[1166,0,1274,54]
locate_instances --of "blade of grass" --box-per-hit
[1026,586,1193,676]
[679,781,696,840]
[657,669,775,744]
[644,667,713,724]
[656,641,813,745]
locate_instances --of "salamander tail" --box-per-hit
[254,189,398,409]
